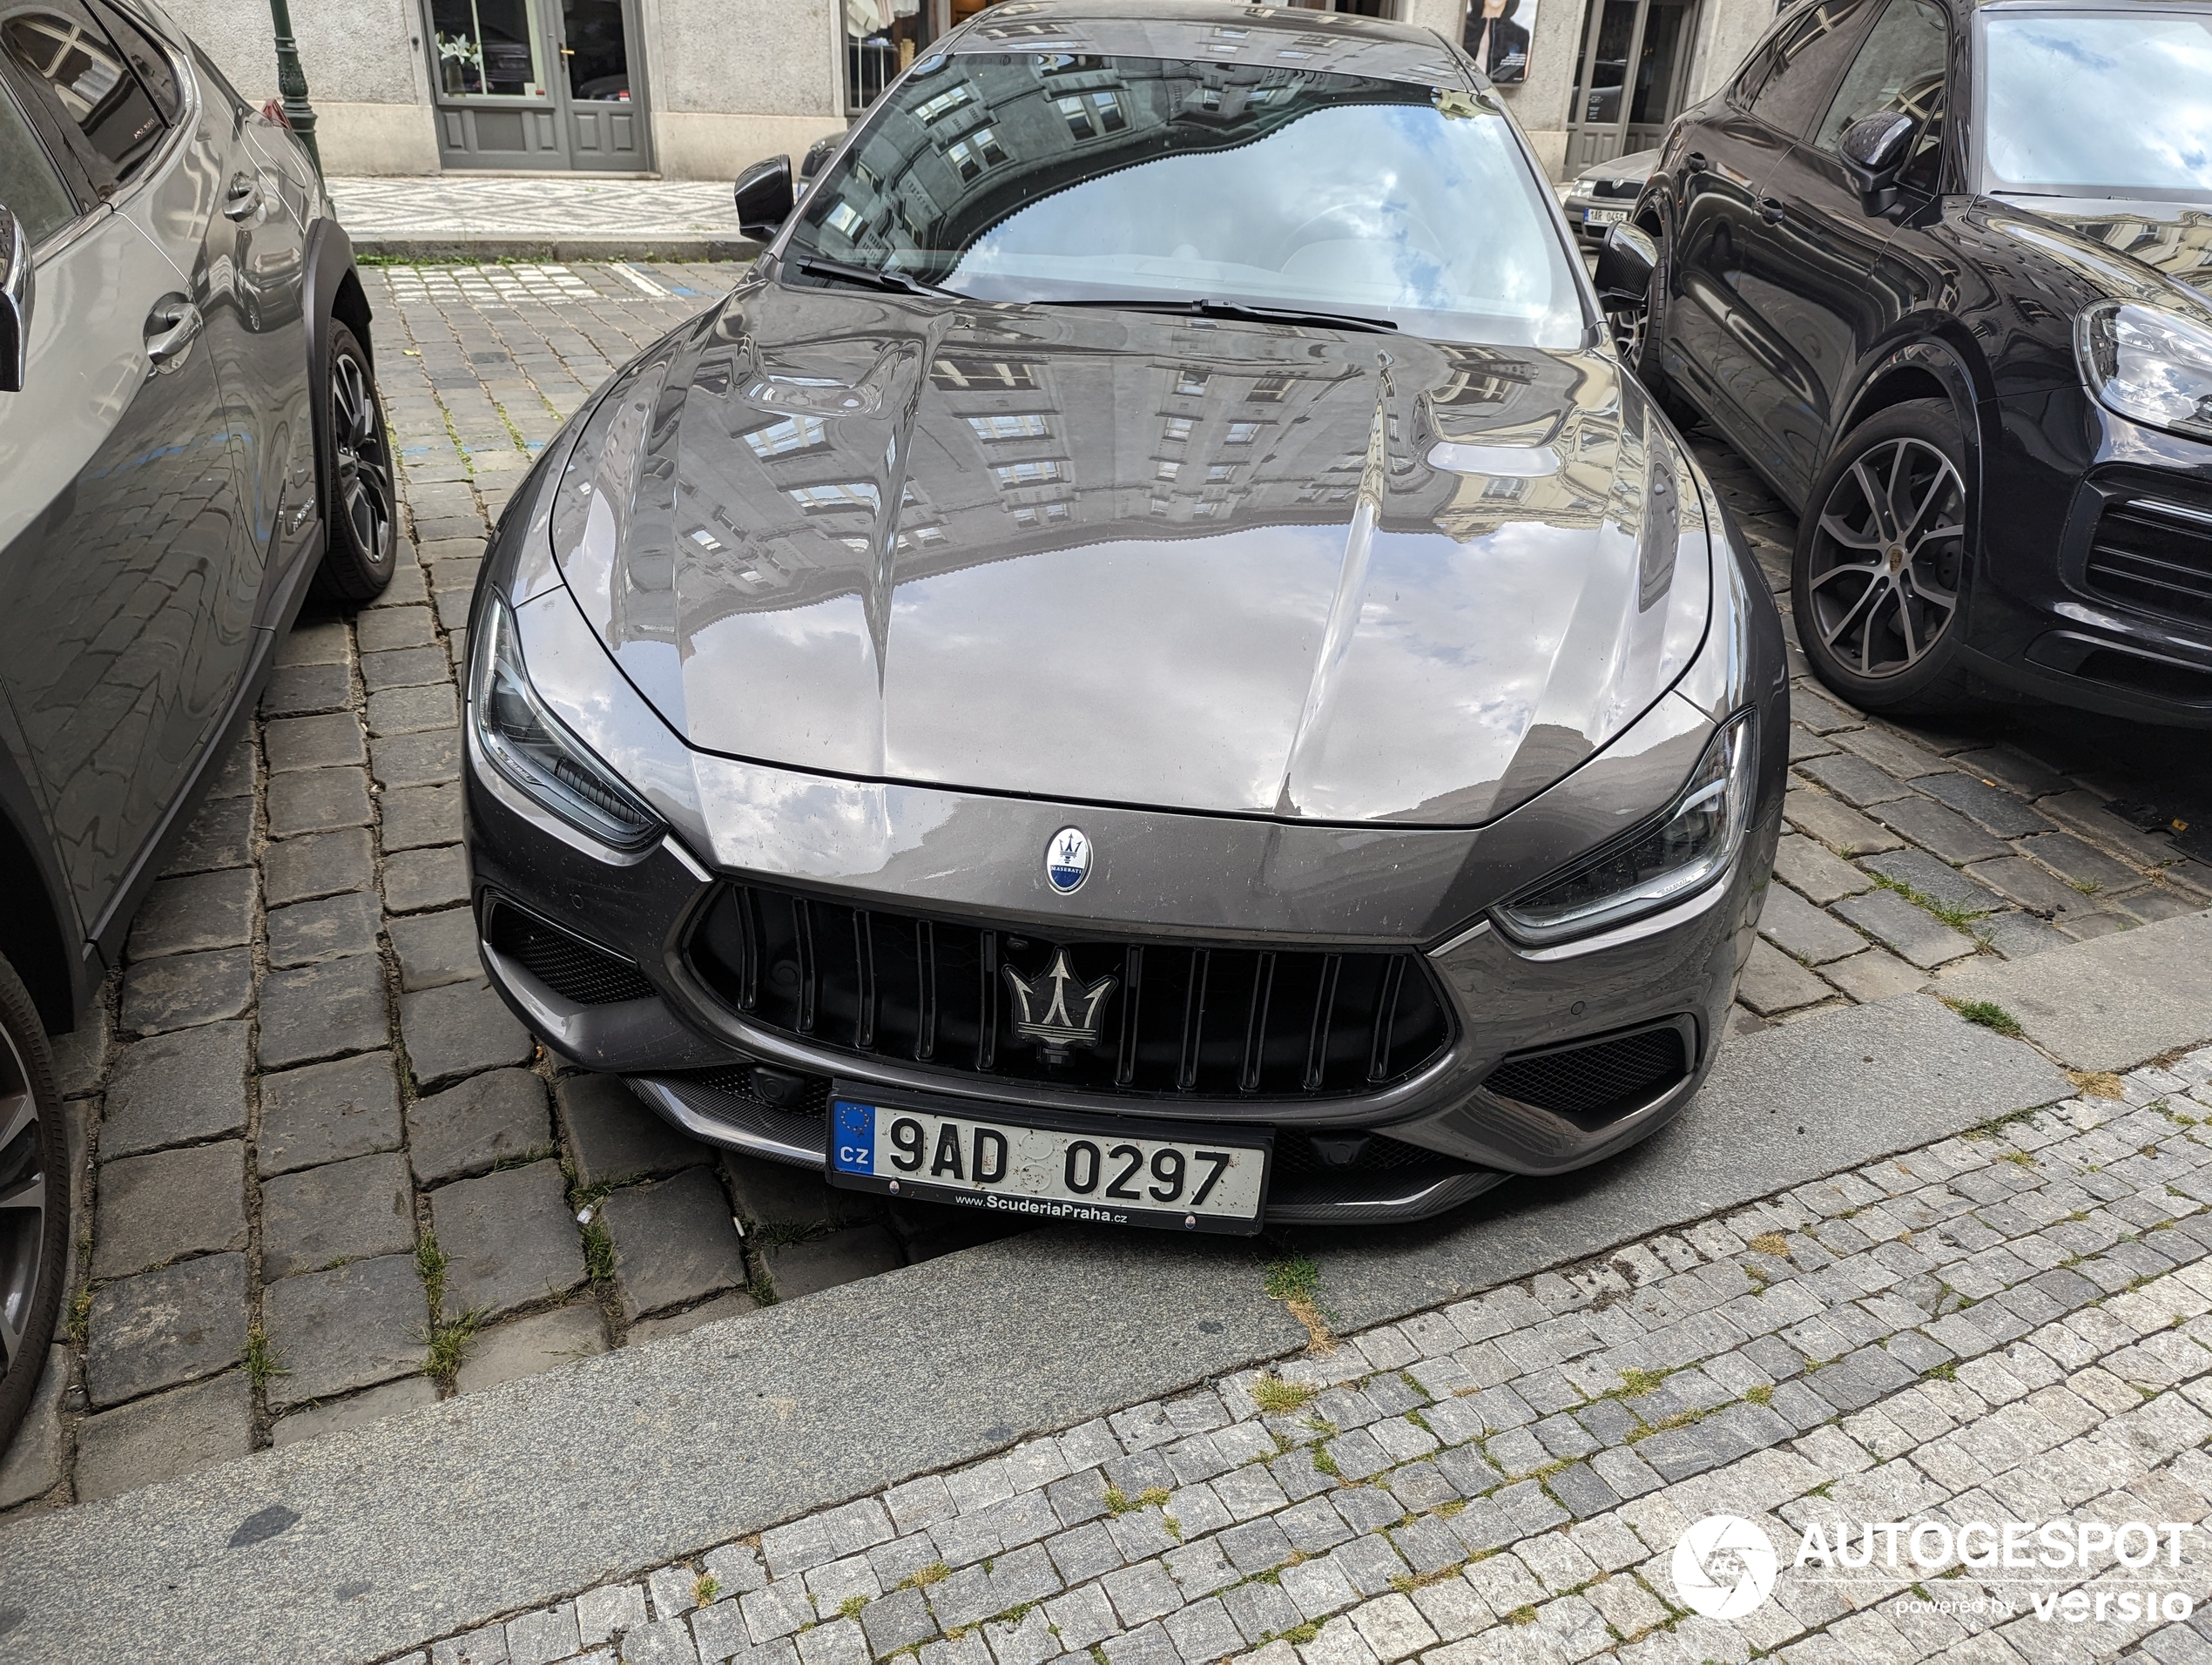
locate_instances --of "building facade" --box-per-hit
[163,0,1777,182]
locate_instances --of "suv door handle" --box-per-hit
[222,173,265,222]
[1684,151,1708,172]
[145,296,204,372]
[1759,196,1787,223]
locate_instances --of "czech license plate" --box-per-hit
[1585,206,1628,226]
[826,1083,1271,1235]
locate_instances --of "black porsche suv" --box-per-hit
[1625,0,2212,726]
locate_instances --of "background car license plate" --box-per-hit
[826,1087,1270,1234]
[1585,206,1627,225]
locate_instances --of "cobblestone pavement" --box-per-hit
[327,179,746,240]
[3,262,2210,1526]
[383,1050,2212,1665]
[0,261,1015,1518]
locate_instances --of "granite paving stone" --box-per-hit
[1965,854,2103,924]
[2016,832,2146,895]
[266,890,384,967]
[389,907,482,991]
[1857,849,2006,913]
[91,1141,246,1279]
[127,867,256,959]
[358,604,438,654]
[259,1152,416,1279]
[425,1159,586,1318]
[601,1166,748,1321]
[560,1071,712,1187]
[385,844,470,913]
[270,1375,440,1447]
[264,826,377,906]
[372,730,462,791]
[408,1068,554,1184]
[99,1021,249,1156]
[260,661,354,718]
[258,954,390,1068]
[1757,885,1868,963]
[362,646,452,691]
[1913,771,2055,838]
[161,791,254,877]
[1831,889,1979,968]
[454,1304,609,1394]
[266,766,374,836]
[120,947,253,1035]
[1770,833,1872,906]
[71,1372,254,1503]
[369,684,461,736]
[400,979,534,1087]
[1795,753,1913,806]
[266,712,368,773]
[83,1251,248,1406]
[1868,795,2012,864]
[765,1226,904,1301]
[259,1052,405,1176]
[1736,940,1835,1015]
[380,781,464,851]
[1783,789,1905,857]
[260,1254,433,1408]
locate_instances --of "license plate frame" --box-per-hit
[825,1080,1273,1236]
[1584,206,1628,226]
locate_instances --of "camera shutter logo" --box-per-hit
[1673,1516,1778,1620]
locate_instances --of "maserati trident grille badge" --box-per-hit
[1004,948,1117,1058]
[1045,826,1092,894]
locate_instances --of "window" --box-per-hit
[1175,368,1209,396]
[788,482,882,514]
[914,85,974,125]
[1051,91,1127,140]
[1162,415,1194,442]
[745,415,830,458]
[1743,0,1878,138]
[1814,0,1945,153]
[993,460,1066,488]
[1045,502,1069,522]
[1248,375,1292,402]
[1155,459,1182,481]
[1224,421,1262,444]
[2,1,169,187]
[1055,94,1094,138]
[930,357,1038,390]
[84,0,176,123]
[0,80,77,242]
[966,414,1051,441]
[1207,464,1235,482]
[946,126,1007,181]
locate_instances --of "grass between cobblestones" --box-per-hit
[385,1048,2212,1665]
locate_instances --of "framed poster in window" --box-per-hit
[1463,0,1534,83]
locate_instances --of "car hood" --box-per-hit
[550,279,1711,828]
[1574,149,1659,189]
[2002,198,2212,307]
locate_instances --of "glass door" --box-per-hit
[1564,0,1697,169]
[425,0,650,171]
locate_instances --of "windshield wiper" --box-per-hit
[789,255,954,298]
[1040,297,1399,334]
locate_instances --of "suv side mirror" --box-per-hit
[1838,111,1917,212]
[0,203,31,394]
[733,155,795,241]
[1593,220,1658,308]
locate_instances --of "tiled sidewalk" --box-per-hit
[393,1051,2212,1665]
[327,179,755,260]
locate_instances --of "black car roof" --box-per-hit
[941,0,1472,86]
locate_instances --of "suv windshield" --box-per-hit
[1982,10,2212,199]
[784,51,1585,347]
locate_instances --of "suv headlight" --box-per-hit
[2076,300,2212,442]
[1494,715,1757,945]
[470,593,661,851]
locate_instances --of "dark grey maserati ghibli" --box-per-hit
[463,0,1789,1232]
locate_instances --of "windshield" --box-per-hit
[1982,10,2212,198]
[785,52,1585,347]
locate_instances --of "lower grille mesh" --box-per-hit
[2086,498,2212,625]
[1482,1025,1688,1121]
[483,901,657,1006]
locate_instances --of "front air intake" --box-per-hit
[482,898,658,1006]
[1481,1019,1693,1128]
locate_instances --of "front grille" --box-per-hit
[1482,1022,1689,1123]
[2086,497,2212,625]
[685,882,1453,1100]
[1271,1129,1447,1178]
[1590,178,1642,200]
[680,1064,833,1122]
[482,900,657,1006]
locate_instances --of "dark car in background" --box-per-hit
[1629,0,2212,724]
[0,0,392,1451]
[462,1,1788,1242]
[1563,146,1656,245]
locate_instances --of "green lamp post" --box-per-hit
[267,0,321,175]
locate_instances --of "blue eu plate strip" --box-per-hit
[831,1100,875,1174]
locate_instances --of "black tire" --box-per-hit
[1628,217,1703,431]
[312,319,398,603]
[0,952,66,1458]
[1793,397,1979,714]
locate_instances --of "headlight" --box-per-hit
[1494,715,1756,945]
[469,593,661,851]
[2076,300,2212,442]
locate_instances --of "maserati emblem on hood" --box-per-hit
[1046,826,1092,894]
[1004,949,1117,1056]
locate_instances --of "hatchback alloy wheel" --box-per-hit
[0,1021,46,1377]
[332,347,393,565]
[1804,435,1965,679]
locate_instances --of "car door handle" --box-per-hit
[223,174,265,222]
[1759,197,1786,223]
[1684,151,1708,172]
[145,296,205,373]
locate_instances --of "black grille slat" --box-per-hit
[2087,500,2212,624]
[1484,1026,1687,1120]
[686,883,1452,1101]
[484,902,657,1006]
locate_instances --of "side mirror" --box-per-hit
[1838,111,1917,212]
[733,154,795,242]
[0,203,31,394]
[1593,220,1658,308]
